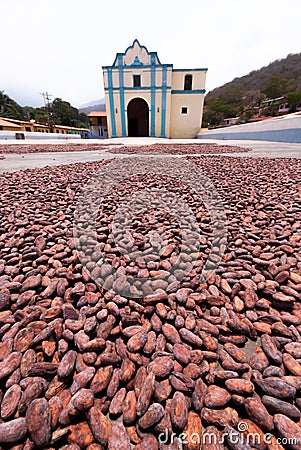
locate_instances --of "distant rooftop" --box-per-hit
[88,111,107,117]
[0,118,22,128]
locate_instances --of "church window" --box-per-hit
[133,75,141,87]
[184,74,192,90]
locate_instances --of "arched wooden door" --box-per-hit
[127,98,149,137]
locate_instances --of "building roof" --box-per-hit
[53,124,90,132]
[3,117,34,125]
[87,111,107,117]
[0,118,22,128]
[33,123,48,128]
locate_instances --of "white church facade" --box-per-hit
[102,40,207,139]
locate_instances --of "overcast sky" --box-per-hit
[1,0,300,108]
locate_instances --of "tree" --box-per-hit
[23,106,48,124]
[0,90,10,114]
[264,74,290,99]
[219,86,245,108]
[51,98,88,128]
[0,90,24,119]
[287,91,301,111]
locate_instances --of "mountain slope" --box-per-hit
[207,53,301,99]
[78,98,106,115]
[203,53,301,126]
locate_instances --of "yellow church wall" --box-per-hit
[113,91,121,137]
[104,91,113,137]
[170,93,205,138]
[112,70,119,87]
[164,90,172,138]
[102,70,108,89]
[123,68,150,88]
[155,69,162,86]
[171,70,206,90]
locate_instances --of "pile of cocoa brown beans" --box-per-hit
[0,144,113,155]
[0,153,300,449]
[108,143,251,155]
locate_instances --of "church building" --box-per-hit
[102,40,207,139]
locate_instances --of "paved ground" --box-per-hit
[0,150,114,173]
[1,138,301,173]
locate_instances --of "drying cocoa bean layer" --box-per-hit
[0,144,114,155]
[107,143,251,155]
[0,154,300,449]
[0,143,250,155]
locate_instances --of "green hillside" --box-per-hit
[204,53,301,127]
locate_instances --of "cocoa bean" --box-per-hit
[283,352,301,376]
[0,352,22,380]
[262,395,301,421]
[204,385,231,408]
[108,423,131,450]
[192,378,207,412]
[57,350,77,379]
[109,387,126,416]
[260,377,296,399]
[225,379,254,396]
[274,414,301,450]
[201,407,239,427]
[123,390,137,425]
[0,418,27,444]
[72,388,94,412]
[261,334,282,365]
[70,366,95,395]
[18,381,44,413]
[137,372,155,417]
[68,421,94,448]
[179,328,203,347]
[138,403,164,430]
[162,324,181,344]
[1,384,22,419]
[91,366,113,394]
[26,398,51,447]
[87,406,112,446]
[244,397,274,431]
[148,356,174,378]
[119,358,136,383]
[127,330,148,352]
[170,391,188,430]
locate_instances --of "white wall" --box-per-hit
[0,131,81,140]
[198,115,301,143]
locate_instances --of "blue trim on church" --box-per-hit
[172,89,206,94]
[107,68,116,137]
[118,55,126,137]
[104,86,172,91]
[161,66,167,138]
[102,64,173,70]
[150,54,156,137]
[172,68,208,72]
